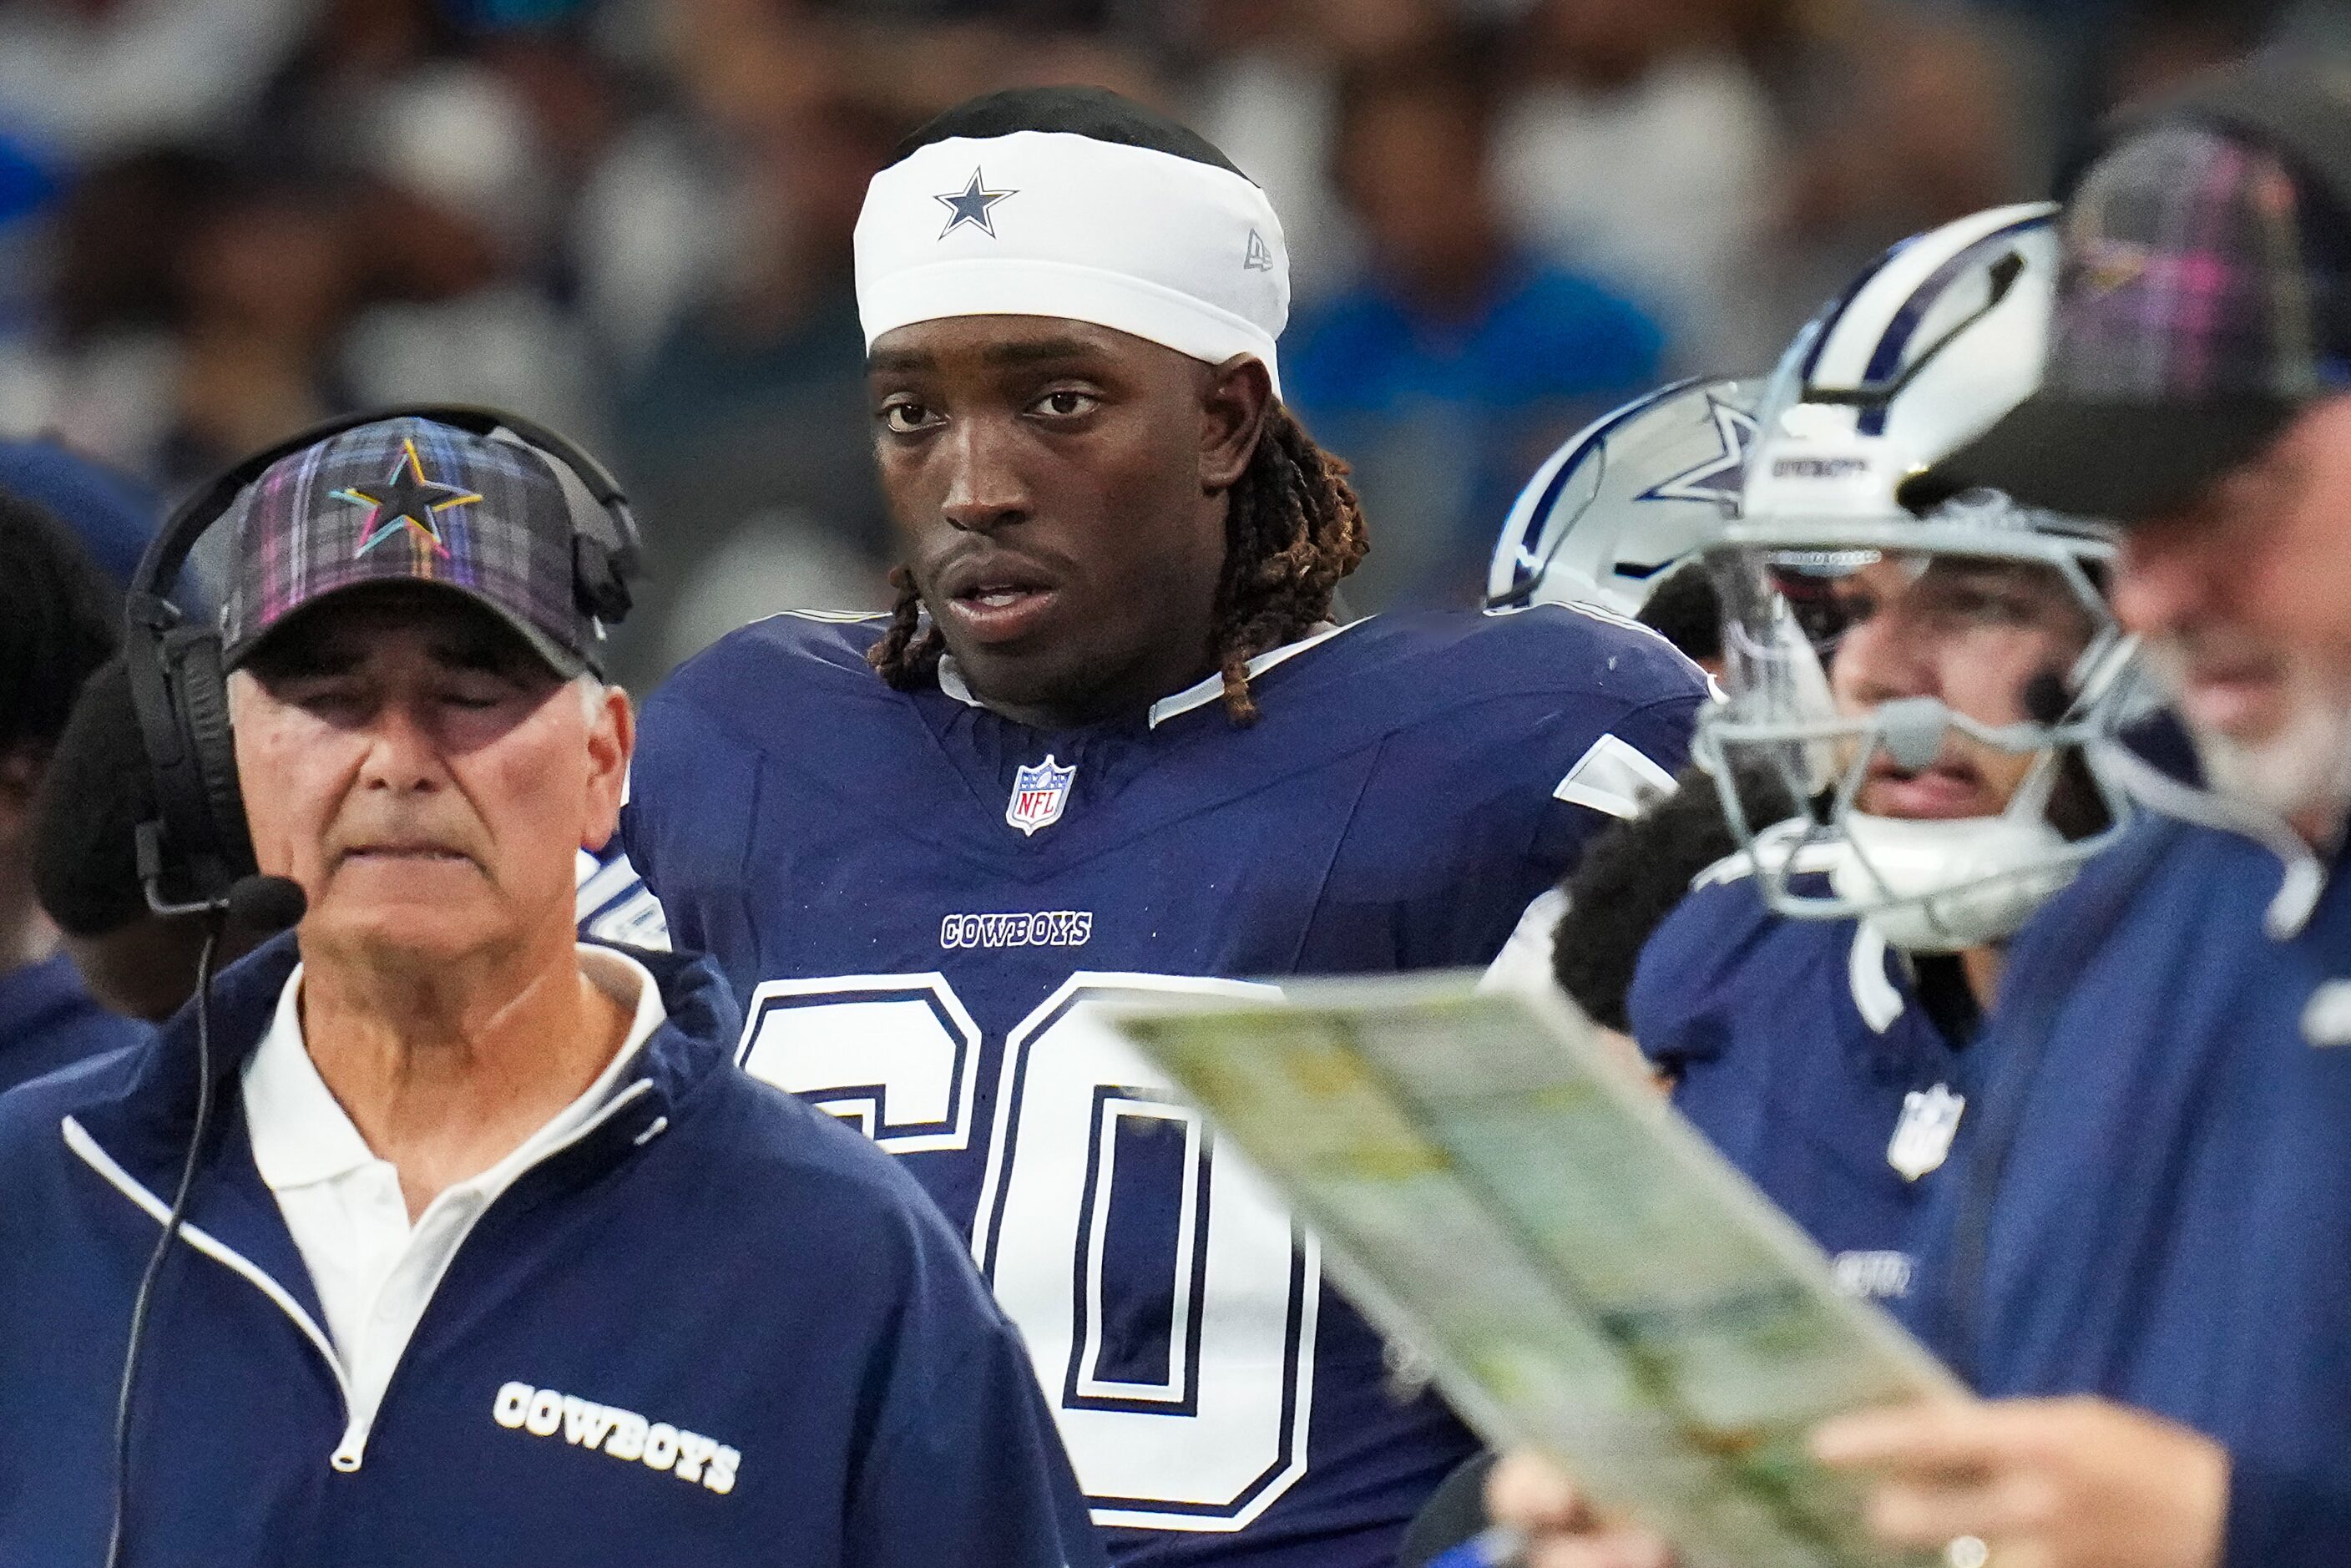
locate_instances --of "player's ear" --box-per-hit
[1199,354,1272,493]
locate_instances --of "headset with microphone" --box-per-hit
[104,404,641,1568]
[122,403,641,919]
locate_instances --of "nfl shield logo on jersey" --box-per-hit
[1886,1082,1966,1181]
[1006,755,1076,836]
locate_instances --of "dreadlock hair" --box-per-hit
[867,402,1368,725]
[862,84,1369,723]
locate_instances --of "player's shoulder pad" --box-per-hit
[638,609,897,747]
[1643,873,1786,979]
[686,1059,991,1277]
[1288,605,1710,736]
[1625,874,1802,1065]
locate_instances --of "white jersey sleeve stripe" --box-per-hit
[1552,733,1680,820]
[1479,887,1569,995]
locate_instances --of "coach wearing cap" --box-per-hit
[0,414,1105,1567]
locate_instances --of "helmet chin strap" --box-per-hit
[1830,811,2076,951]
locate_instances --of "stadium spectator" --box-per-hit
[0,0,313,159]
[336,62,600,441]
[1494,0,1780,369]
[611,60,902,685]
[0,490,141,1090]
[1181,0,1458,301]
[1284,43,1664,609]
[0,413,1105,1565]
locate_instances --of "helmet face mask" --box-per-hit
[1696,505,2140,950]
[1695,200,2147,951]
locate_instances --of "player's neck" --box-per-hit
[1958,944,2003,1011]
[963,649,1223,730]
[296,930,632,1219]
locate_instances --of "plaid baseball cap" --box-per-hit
[219,416,598,675]
[1903,66,2351,522]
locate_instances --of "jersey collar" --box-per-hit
[1847,921,1909,1034]
[930,620,1363,729]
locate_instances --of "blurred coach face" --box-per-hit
[229,581,632,974]
[2112,395,2351,836]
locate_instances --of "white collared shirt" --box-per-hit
[241,944,666,1466]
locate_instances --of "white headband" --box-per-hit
[855,129,1289,397]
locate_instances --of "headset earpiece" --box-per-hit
[574,534,635,625]
[167,625,255,890]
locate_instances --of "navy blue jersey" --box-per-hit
[1904,811,2351,1564]
[1628,870,1972,1305]
[576,841,670,950]
[623,606,1706,1567]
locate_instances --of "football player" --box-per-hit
[1440,205,2141,1566]
[1475,373,1758,997]
[619,87,1709,1568]
[1508,202,2131,1296]
[1652,200,2131,1293]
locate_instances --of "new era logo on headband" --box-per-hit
[1243,230,1275,272]
[935,169,1016,239]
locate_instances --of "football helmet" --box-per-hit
[1695,201,2146,952]
[1487,376,1762,615]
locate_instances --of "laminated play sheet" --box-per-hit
[1108,974,1964,1568]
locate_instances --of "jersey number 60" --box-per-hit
[737,971,1318,1533]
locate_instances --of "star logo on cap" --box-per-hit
[934,169,1016,239]
[334,438,482,559]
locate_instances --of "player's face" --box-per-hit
[2116,397,2351,830]
[230,586,631,972]
[867,316,1261,727]
[1822,555,2094,820]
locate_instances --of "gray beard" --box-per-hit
[2192,695,2351,836]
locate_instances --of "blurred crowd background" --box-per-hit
[0,0,2334,690]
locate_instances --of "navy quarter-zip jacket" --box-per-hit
[0,934,1107,1568]
[1905,810,2351,1565]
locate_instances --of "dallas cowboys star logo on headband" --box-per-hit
[934,169,1016,239]
[334,437,482,558]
